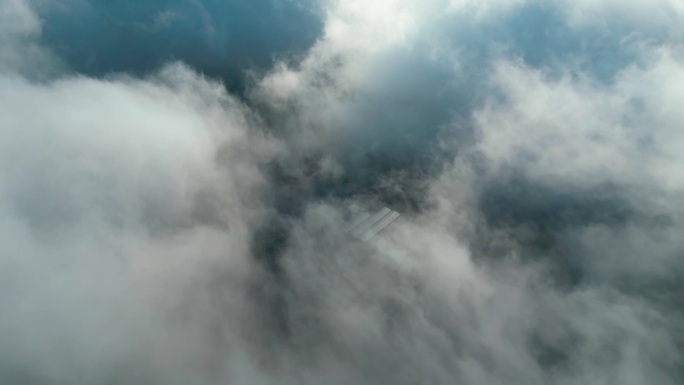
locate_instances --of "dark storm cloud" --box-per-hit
[1,0,683,383]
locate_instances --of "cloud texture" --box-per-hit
[0,0,682,383]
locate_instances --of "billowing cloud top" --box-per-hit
[1,0,683,384]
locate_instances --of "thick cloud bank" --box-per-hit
[1,0,683,384]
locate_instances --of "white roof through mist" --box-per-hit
[347,207,400,241]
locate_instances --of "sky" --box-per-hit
[0,0,683,384]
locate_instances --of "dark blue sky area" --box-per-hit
[37,0,323,92]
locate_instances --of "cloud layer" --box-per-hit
[1,0,682,383]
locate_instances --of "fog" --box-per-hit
[0,0,682,383]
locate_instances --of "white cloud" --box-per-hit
[0,0,56,76]
[1,0,683,383]
[0,58,276,382]
[474,48,684,195]
[563,0,684,39]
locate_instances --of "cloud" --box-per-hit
[0,38,275,382]
[0,0,682,384]
[0,0,58,76]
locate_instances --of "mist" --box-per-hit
[0,0,682,384]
